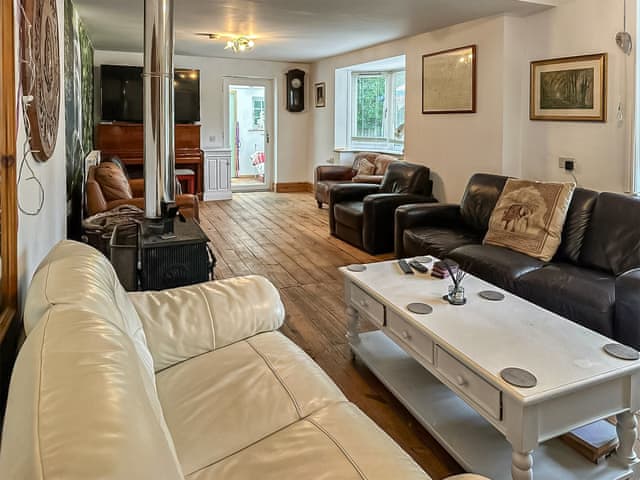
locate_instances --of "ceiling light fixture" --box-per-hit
[224,37,255,53]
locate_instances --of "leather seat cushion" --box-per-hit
[334,201,364,230]
[187,402,427,480]
[448,244,544,292]
[156,331,346,476]
[515,263,615,337]
[403,227,482,258]
[94,162,133,201]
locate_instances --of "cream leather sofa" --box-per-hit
[0,241,488,480]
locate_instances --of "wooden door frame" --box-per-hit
[0,0,19,335]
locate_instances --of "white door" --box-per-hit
[224,77,274,192]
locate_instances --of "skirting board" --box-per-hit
[273,182,313,193]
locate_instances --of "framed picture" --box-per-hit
[530,53,607,122]
[422,45,476,114]
[314,82,326,108]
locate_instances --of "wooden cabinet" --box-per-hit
[203,148,232,201]
[96,123,204,197]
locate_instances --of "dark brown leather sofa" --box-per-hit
[330,162,436,254]
[314,153,398,208]
[86,162,200,221]
[395,173,640,348]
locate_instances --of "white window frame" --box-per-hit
[348,70,405,150]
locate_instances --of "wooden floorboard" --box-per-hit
[201,191,463,479]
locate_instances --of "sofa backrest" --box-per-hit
[579,192,640,275]
[351,152,379,171]
[553,187,599,265]
[0,241,183,480]
[373,154,397,175]
[380,162,431,195]
[460,173,509,233]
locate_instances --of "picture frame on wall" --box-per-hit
[314,82,326,108]
[530,53,607,122]
[422,45,476,114]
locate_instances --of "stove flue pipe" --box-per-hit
[143,0,175,219]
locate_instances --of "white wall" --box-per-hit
[517,0,636,193]
[14,0,68,307]
[309,0,636,200]
[94,50,311,184]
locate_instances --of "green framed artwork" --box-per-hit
[530,53,607,122]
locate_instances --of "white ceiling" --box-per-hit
[73,0,558,63]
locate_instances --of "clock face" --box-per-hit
[21,0,60,162]
[291,78,302,89]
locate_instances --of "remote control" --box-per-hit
[409,260,429,273]
[398,259,414,275]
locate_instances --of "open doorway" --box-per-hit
[225,78,273,191]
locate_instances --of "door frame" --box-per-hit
[223,76,275,192]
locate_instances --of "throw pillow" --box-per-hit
[356,159,376,176]
[483,179,576,261]
[95,162,133,202]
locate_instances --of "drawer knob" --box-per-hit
[455,375,467,387]
[401,331,411,340]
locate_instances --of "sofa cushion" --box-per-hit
[374,154,397,175]
[448,244,544,292]
[356,159,376,176]
[554,187,599,264]
[403,226,482,259]
[580,192,640,275]
[187,402,427,480]
[515,263,615,337]
[484,179,575,261]
[459,173,509,233]
[334,201,364,230]
[94,161,133,201]
[156,331,346,476]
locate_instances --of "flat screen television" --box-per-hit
[100,65,200,123]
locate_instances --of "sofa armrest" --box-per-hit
[352,174,383,184]
[315,165,356,183]
[615,268,640,350]
[362,193,437,254]
[395,203,462,257]
[329,183,381,233]
[129,275,285,372]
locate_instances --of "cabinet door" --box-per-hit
[206,156,219,192]
[218,157,230,191]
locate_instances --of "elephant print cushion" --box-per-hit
[484,179,576,261]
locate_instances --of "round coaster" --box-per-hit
[407,303,433,315]
[347,264,367,272]
[501,368,538,388]
[479,290,505,301]
[604,343,640,361]
[414,256,433,264]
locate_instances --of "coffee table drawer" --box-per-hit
[350,284,385,327]
[387,311,434,364]
[436,347,502,420]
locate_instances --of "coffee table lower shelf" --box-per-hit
[351,330,633,480]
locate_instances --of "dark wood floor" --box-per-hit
[200,191,463,479]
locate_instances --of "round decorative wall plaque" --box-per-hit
[20,0,60,162]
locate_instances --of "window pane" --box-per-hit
[392,71,405,139]
[252,96,265,129]
[356,75,385,138]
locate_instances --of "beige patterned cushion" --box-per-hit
[483,179,576,261]
[356,159,376,176]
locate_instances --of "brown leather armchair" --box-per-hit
[86,162,200,221]
[314,153,398,208]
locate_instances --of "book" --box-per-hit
[560,420,618,464]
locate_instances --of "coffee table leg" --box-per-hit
[616,411,638,466]
[511,450,533,480]
[346,306,360,346]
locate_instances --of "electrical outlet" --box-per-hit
[559,157,576,171]
[209,135,216,143]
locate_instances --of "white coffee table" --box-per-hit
[341,259,640,480]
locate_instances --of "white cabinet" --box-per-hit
[203,148,232,201]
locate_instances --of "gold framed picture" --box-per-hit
[530,53,607,122]
[422,45,476,114]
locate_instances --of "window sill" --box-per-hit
[335,146,404,156]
